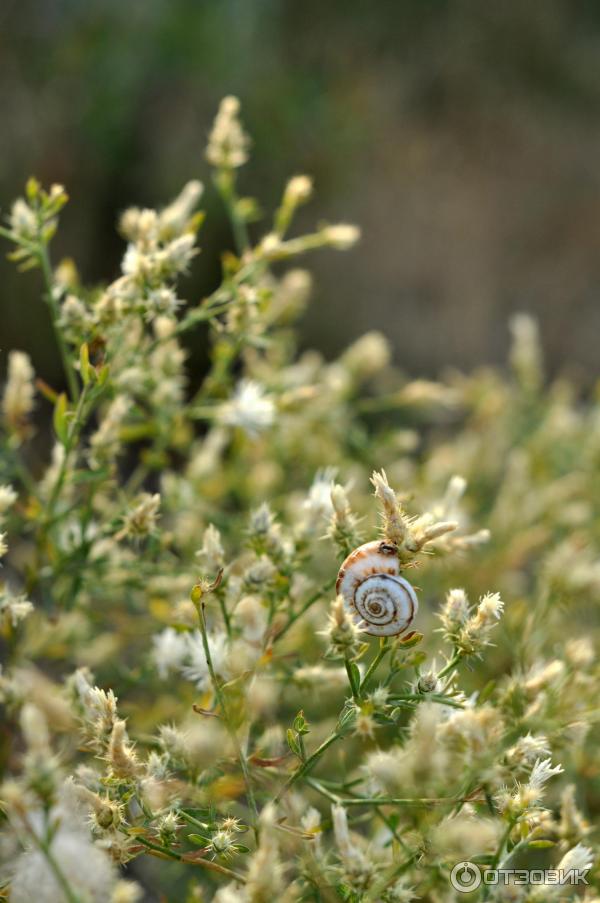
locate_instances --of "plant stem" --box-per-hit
[215,170,250,255]
[38,243,79,402]
[277,577,337,640]
[344,655,360,702]
[40,840,83,903]
[436,652,462,681]
[360,638,390,694]
[482,819,517,900]
[305,778,467,808]
[389,692,464,709]
[46,383,91,519]
[20,815,83,903]
[136,835,245,881]
[196,601,259,833]
[274,730,342,804]
[335,795,462,807]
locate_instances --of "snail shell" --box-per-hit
[336,540,418,637]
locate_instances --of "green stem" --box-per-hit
[2,442,37,496]
[344,655,360,702]
[304,778,466,808]
[482,819,517,900]
[274,730,342,804]
[20,815,83,903]
[277,577,337,640]
[305,777,340,803]
[135,835,245,881]
[360,638,390,694]
[46,383,91,517]
[40,840,83,903]
[389,693,465,709]
[215,170,250,254]
[436,652,463,681]
[196,601,259,833]
[334,795,462,807]
[178,810,209,832]
[217,592,231,637]
[38,244,79,402]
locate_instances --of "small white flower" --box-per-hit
[152,628,188,679]
[476,592,504,623]
[385,878,418,902]
[0,589,33,626]
[529,757,564,791]
[331,804,354,861]
[219,380,275,437]
[512,757,565,807]
[233,595,267,643]
[507,733,550,766]
[116,493,161,540]
[283,174,313,206]
[2,350,35,428]
[321,223,361,249]
[196,523,225,569]
[304,468,337,519]
[161,233,197,273]
[110,881,144,903]
[206,96,250,169]
[159,179,203,234]
[0,484,18,515]
[10,828,117,903]
[10,198,37,238]
[557,843,593,879]
[457,591,504,655]
[439,588,470,634]
[181,631,230,689]
[121,244,145,278]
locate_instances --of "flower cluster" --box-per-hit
[0,99,598,902]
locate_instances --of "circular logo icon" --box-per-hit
[450,861,482,893]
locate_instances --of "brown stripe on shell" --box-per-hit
[336,541,399,594]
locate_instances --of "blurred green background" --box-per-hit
[3,0,600,387]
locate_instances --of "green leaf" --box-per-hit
[336,701,358,736]
[53,393,69,444]
[398,631,423,648]
[348,661,361,695]
[25,177,40,201]
[477,680,496,704]
[187,833,211,846]
[407,650,428,667]
[286,729,302,759]
[293,710,310,735]
[79,343,91,385]
[96,364,110,386]
[528,839,556,849]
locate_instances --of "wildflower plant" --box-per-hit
[0,97,598,902]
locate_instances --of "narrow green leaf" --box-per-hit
[53,392,69,444]
[79,343,91,385]
[286,729,302,759]
[187,833,211,846]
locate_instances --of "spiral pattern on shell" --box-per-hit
[336,540,418,637]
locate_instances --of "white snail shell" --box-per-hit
[336,540,418,637]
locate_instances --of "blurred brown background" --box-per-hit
[2,0,600,387]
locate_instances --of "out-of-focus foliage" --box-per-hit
[0,98,599,902]
[4,0,600,384]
